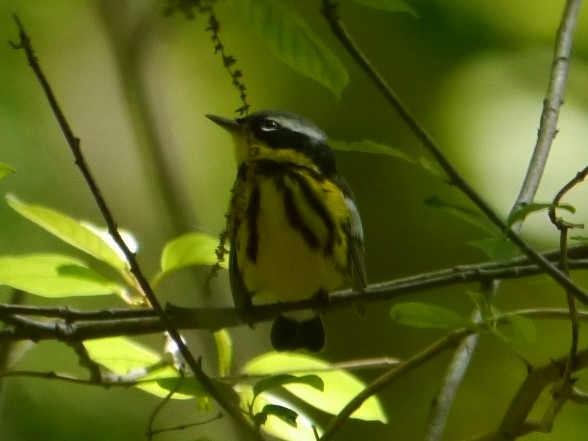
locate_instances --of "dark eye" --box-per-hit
[260,119,280,131]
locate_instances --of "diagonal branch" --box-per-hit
[10,16,261,440]
[319,0,588,306]
[426,0,584,438]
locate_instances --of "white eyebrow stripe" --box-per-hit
[271,115,327,144]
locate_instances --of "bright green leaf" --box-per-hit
[84,337,193,400]
[0,163,15,179]
[424,195,498,237]
[253,374,324,399]
[506,202,575,228]
[160,232,226,274]
[156,377,209,397]
[238,0,348,97]
[6,195,128,271]
[344,0,419,18]
[238,384,320,441]
[467,238,520,262]
[243,353,387,422]
[0,254,122,297]
[390,302,475,330]
[214,329,233,378]
[329,140,415,163]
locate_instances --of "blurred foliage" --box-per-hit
[1,0,588,440]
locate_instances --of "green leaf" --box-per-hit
[0,254,123,297]
[214,329,233,378]
[466,290,493,324]
[506,202,575,228]
[417,152,450,182]
[238,384,320,441]
[329,140,415,163]
[243,353,387,422]
[84,337,193,400]
[467,237,520,262]
[424,195,498,237]
[238,0,348,97]
[0,163,15,180]
[253,374,324,399]
[344,0,419,17]
[571,236,588,242]
[156,377,209,397]
[493,312,537,346]
[160,232,226,274]
[260,404,299,428]
[390,302,475,330]
[6,195,129,271]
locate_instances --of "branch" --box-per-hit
[512,0,584,210]
[319,0,588,306]
[10,16,261,441]
[468,348,588,441]
[427,0,584,436]
[2,249,588,341]
[319,329,474,441]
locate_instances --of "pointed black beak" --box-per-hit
[206,114,240,132]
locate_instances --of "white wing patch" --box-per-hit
[345,196,364,243]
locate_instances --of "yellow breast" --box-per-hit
[231,165,350,304]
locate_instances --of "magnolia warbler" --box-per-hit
[207,110,367,352]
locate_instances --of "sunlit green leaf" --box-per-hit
[238,0,348,97]
[6,195,128,271]
[214,329,233,378]
[0,163,15,179]
[330,140,415,163]
[243,353,387,422]
[424,195,498,237]
[343,0,419,18]
[0,254,122,297]
[160,232,226,274]
[85,337,193,400]
[253,374,324,399]
[237,384,320,441]
[506,202,575,228]
[156,377,209,397]
[467,237,520,262]
[390,302,476,330]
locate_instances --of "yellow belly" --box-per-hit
[236,177,346,304]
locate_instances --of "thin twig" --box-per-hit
[319,329,473,441]
[426,0,584,436]
[541,164,588,430]
[472,348,588,441]
[320,0,588,305]
[10,16,261,441]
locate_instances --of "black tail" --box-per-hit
[270,315,325,352]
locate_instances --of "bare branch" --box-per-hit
[319,0,588,306]
[1,249,588,342]
[10,16,261,440]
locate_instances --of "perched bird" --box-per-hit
[207,110,366,352]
